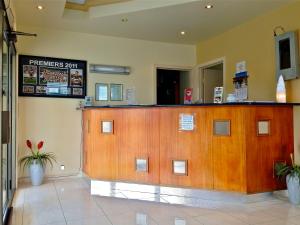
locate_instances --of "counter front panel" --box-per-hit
[83,105,293,193]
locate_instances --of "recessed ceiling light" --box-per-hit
[121,18,128,22]
[37,5,44,10]
[205,4,213,9]
[180,31,186,35]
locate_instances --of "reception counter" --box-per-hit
[82,103,296,194]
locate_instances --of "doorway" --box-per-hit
[157,69,180,105]
[156,69,191,105]
[200,62,224,103]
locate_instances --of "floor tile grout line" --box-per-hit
[52,180,68,225]
[16,177,299,225]
[20,185,33,225]
[92,195,115,225]
[21,189,25,225]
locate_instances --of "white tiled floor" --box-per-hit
[9,177,300,225]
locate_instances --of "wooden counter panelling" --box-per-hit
[83,105,293,193]
[159,107,213,189]
[118,108,160,184]
[210,107,247,192]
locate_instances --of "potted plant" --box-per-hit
[275,154,300,205]
[19,140,56,186]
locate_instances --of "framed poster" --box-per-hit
[95,83,109,101]
[18,55,87,98]
[110,84,123,101]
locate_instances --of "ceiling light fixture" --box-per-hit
[37,5,44,10]
[90,64,130,75]
[205,4,213,9]
[180,31,186,35]
[121,18,128,22]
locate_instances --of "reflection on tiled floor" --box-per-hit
[9,177,300,225]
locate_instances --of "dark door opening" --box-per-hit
[156,69,180,105]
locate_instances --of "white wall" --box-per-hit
[17,26,196,178]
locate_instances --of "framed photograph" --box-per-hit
[95,83,109,101]
[72,87,83,96]
[110,84,123,101]
[39,66,68,86]
[70,69,83,87]
[36,86,47,94]
[18,55,87,98]
[23,86,34,94]
[23,65,37,84]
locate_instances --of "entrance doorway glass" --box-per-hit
[1,7,17,224]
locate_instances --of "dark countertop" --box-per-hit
[83,102,300,109]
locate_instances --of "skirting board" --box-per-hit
[18,172,82,185]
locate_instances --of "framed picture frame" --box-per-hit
[95,83,109,101]
[135,158,149,172]
[110,83,123,101]
[257,120,271,136]
[101,120,114,134]
[18,55,87,98]
[172,160,188,176]
[213,120,231,136]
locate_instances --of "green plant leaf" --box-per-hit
[19,151,56,171]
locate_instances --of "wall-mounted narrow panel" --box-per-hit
[90,109,121,180]
[118,108,160,184]
[82,110,92,176]
[245,106,293,193]
[159,107,213,189]
[210,107,246,192]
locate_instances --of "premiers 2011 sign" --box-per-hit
[18,55,87,98]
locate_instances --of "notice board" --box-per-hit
[18,55,87,98]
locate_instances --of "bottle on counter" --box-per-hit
[226,93,236,102]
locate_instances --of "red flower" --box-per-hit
[26,140,32,150]
[37,141,44,150]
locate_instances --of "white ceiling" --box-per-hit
[12,0,294,44]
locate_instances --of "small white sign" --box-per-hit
[125,87,137,105]
[179,114,195,131]
[214,87,223,103]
